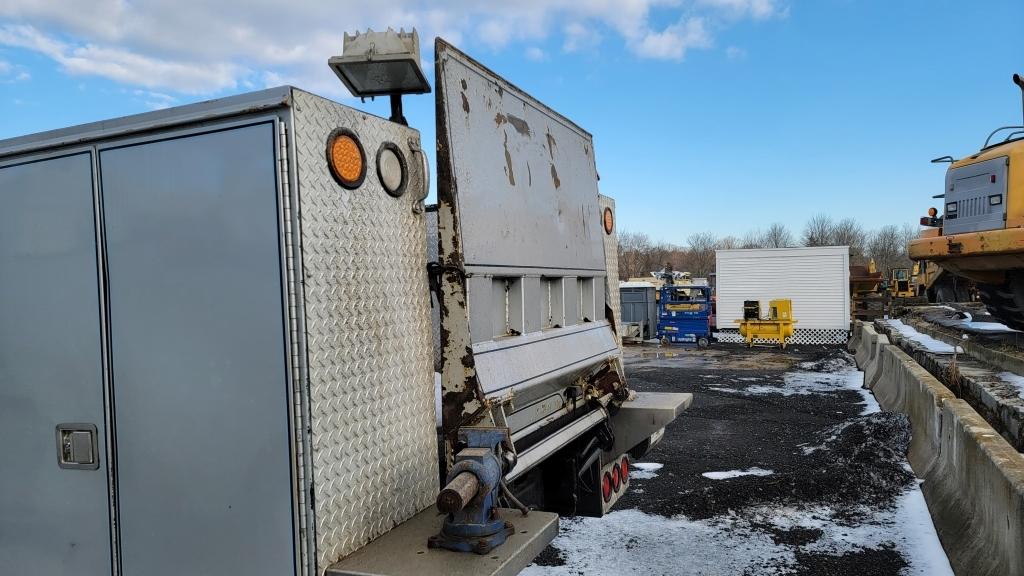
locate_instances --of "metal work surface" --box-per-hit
[0,152,112,575]
[327,508,558,576]
[291,90,439,569]
[605,392,693,460]
[943,156,1009,235]
[101,123,296,576]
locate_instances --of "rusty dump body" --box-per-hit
[432,38,689,514]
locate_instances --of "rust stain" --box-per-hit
[545,129,556,160]
[504,133,516,186]
[505,113,531,137]
[460,92,470,113]
[494,112,507,127]
[460,79,468,90]
[550,163,560,189]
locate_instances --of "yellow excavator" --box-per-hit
[909,73,1024,328]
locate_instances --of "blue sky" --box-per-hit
[1,0,1022,244]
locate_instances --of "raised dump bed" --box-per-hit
[851,321,1024,576]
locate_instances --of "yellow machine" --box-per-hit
[888,267,915,298]
[909,73,1024,328]
[735,299,796,349]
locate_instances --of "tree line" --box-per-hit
[617,214,918,280]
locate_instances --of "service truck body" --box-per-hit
[0,38,689,576]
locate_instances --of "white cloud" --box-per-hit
[525,46,547,61]
[0,1,784,96]
[697,0,782,20]
[630,17,711,61]
[0,59,8,73]
[726,45,747,59]
[0,55,30,82]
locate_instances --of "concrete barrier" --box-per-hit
[856,328,1024,576]
[854,324,878,369]
[848,320,864,353]
[871,345,908,412]
[861,335,890,390]
[897,352,956,476]
[922,399,1024,576]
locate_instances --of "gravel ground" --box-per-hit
[522,345,952,576]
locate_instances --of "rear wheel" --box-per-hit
[697,337,709,348]
[978,272,1024,330]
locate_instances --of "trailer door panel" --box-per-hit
[0,153,112,575]
[99,123,295,576]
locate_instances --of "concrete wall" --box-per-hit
[853,321,1024,576]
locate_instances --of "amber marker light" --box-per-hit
[327,129,366,189]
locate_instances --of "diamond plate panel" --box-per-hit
[599,195,622,342]
[291,90,438,573]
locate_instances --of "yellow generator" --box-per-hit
[909,73,1024,327]
[735,299,796,349]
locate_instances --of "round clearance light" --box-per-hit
[326,129,366,189]
[603,207,614,235]
[620,457,629,484]
[611,463,622,492]
[602,472,613,502]
[376,142,408,198]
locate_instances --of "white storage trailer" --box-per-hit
[0,34,689,576]
[715,246,851,344]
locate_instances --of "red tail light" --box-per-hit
[620,457,629,483]
[611,463,622,492]
[602,472,613,502]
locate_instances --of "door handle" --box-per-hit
[56,423,100,470]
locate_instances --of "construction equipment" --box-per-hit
[735,299,797,348]
[657,284,712,347]
[0,31,691,576]
[888,267,915,298]
[850,259,889,321]
[910,73,1024,329]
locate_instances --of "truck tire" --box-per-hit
[978,272,1024,330]
[697,337,709,348]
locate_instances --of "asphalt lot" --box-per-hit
[522,344,952,576]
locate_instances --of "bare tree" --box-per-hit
[617,231,652,279]
[741,229,766,249]
[686,232,718,278]
[717,235,740,250]
[833,217,868,264]
[762,223,795,248]
[802,214,835,247]
[866,224,909,274]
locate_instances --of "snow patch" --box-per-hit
[631,462,663,480]
[883,319,963,354]
[523,487,953,576]
[728,365,880,416]
[997,371,1024,400]
[702,467,774,480]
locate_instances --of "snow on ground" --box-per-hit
[997,371,1024,400]
[521,486,952,576]
[631,462,663,480]
[702,467,774,480]
[883,319,963,354]
[711,353,881,416]
[954,312,1017,333]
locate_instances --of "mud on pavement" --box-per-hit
[522,345,952,576]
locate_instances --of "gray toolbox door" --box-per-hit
[99,122,296,576]
[0,152,112,575]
